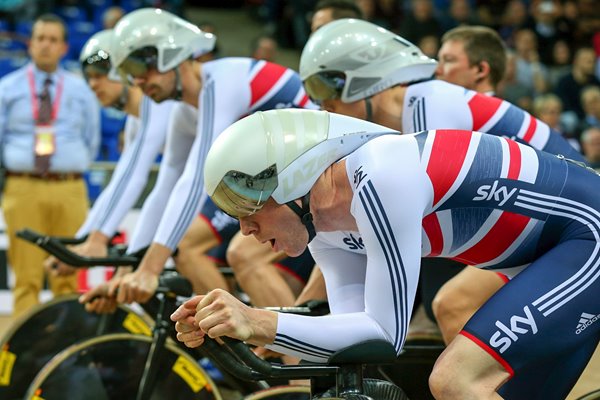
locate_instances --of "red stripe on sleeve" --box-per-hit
[453,212,530,265]
[250,62,287,107]
[468,93,503,131]
[522,115,537,143]
[506,139,522,180]
[423,213,443,256]
[298,93,309,107]
[427,130,471,207]
[460,330,515,377]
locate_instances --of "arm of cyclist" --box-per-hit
[120,80,244,304]
[116,244,170,304]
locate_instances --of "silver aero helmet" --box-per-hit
[204,109,398,222]
[111,8,216,78]
[79,30,120,82]
[300,19,438,104]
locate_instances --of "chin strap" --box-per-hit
[285,192,317,243]
[364,97,373,122]
[170,67,183,101]
[112,85,129,111]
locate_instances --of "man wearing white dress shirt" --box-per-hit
[0,14,100,316]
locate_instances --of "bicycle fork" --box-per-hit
[136,293,170,400]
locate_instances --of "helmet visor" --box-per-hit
[117,46,159,79]
[303,71,346,105]
[210,164,279,219]
[81,51,112,79]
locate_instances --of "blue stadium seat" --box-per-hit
[99,107,127,162]
[67,21,97,60]
[15,21,32,37]
[0,56,27,78]
[58,6,87,23]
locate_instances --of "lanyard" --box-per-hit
[27,65,64,124]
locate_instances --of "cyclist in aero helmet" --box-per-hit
[173,108,600,399]
[299,18,583,162]
[301,18,437,121]
[111,8,215,102]
[46,30,177,311]
[103,8,317,309]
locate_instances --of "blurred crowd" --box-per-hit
[261,0,600,162]
[1,0,600,166]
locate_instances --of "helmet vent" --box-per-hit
[162,47,182,66]
[347,77,380,97]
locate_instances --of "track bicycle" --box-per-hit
[0,230,151,400]
[17,230,448,399]
[18,230,313,399]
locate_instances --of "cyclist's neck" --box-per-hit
[179,60,203,108]
[370,86,406,131]
[124,86,143,117]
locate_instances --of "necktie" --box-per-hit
[34,76,52,175]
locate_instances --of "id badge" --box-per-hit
[34,125,56,156]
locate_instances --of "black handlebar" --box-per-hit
[16,228,141,267]
[201,336,338,382]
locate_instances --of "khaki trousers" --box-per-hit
[1,175,88,317]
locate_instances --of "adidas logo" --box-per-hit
[575,312,600,335]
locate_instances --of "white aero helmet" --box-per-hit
[111,8,216,77]
[79,30,120,81]
[300,18,438,104]
[204,109,398,220]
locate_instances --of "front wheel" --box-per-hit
[25,333,222,400]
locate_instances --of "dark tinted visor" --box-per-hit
[211,164,279,219]
[303,71,346,105]
[118,46,159,79]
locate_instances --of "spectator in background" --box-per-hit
[440,0,479,32]
[580,126,600,169]
[475,0,509,29]
[555,47,600,120]
[548,39,573,89]
[497,51,534,112]
[418,35,439,59]
[102,6,124,29]
[436,25,506,95]
[311,0,364,32]
[513,28,549,96]
[0,14,100,317]
[354,0,401,30]
[398,0,440,45]
[579,85,600,132]
[529,0,567,65]
[251,35,278,62]
[197,22,219,61]
[498,0,532,48]
[533,93,580,150]
[0,0,34,31]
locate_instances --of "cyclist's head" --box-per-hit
[80,29,126,108]
[204,109,396,240]
[300,19,437,107]
[111,8,215,101]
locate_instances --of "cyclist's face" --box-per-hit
[131,68,176,103]
[435,40,479,90]
[86,71,124,107]
[239,198,309,257]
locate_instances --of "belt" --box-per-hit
[6,171,83,181]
